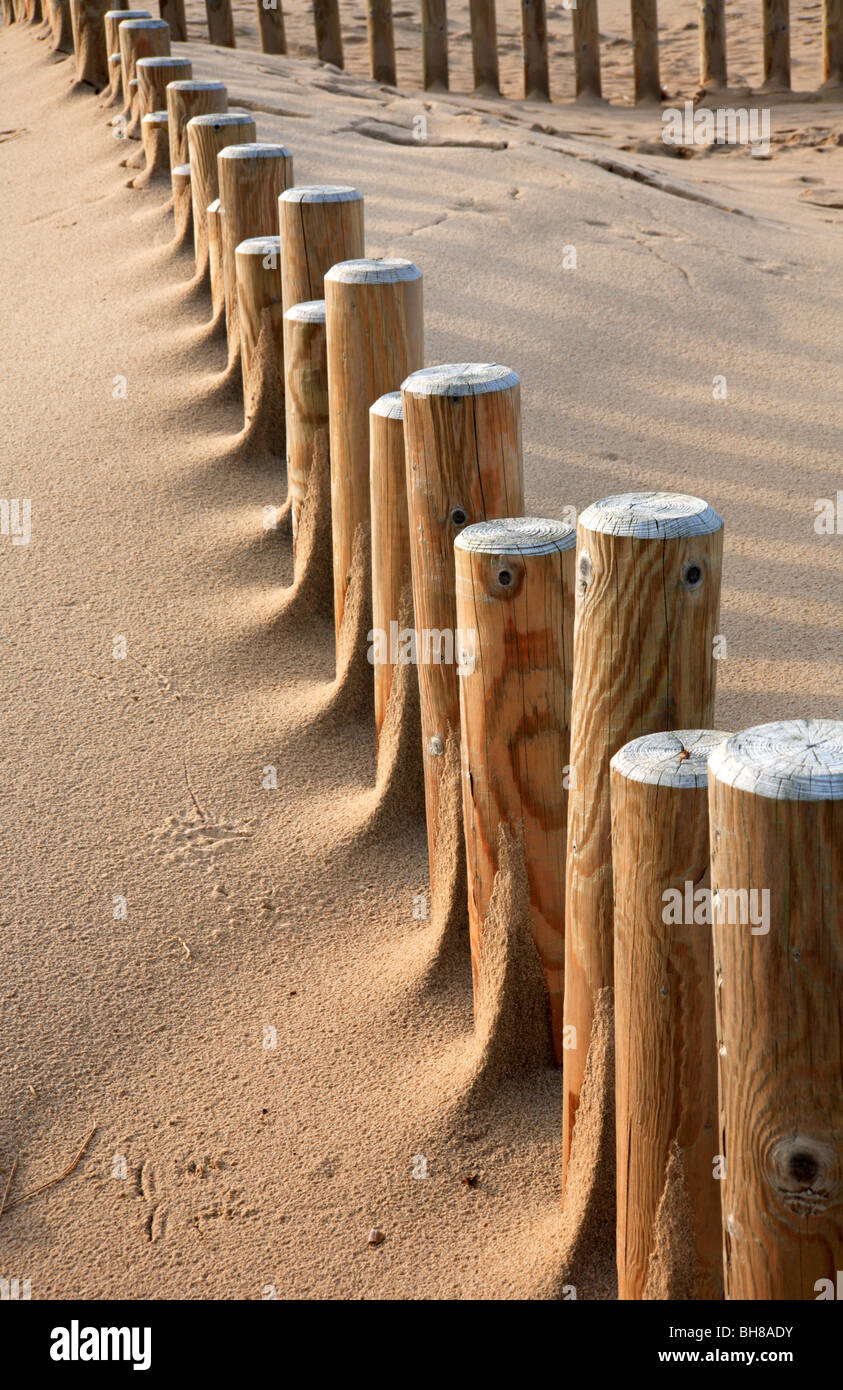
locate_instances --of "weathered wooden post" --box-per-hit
[313,0,342,66]
[369,392,408,744]
[70,0,110,87]
[207,198,224,313]
[235,234,284,424]
[469,0,499,93]
[521,0,548,100]
[422,0,448,89]
[562,492,723,1184]
[762,0,790,89]
[708,719,843,1300]
[631,0,661,103]
[159,0,185,41]
[612,729,731,1301]
[573,0,601,99]
[367,0,396,84]
[205,0,234,46]
[278,186,364,315]
[256,0,285,52]
[822,0,843,86]
[284,300,329,563]
[102,10,149,104]
[49,0,74,52]
[171,162,192,241]
[167,80,227,173]
[186,111,254,281]
[136,54,191,118]
[218,142,293,365]
[324,260,422,650]
[698,0,726,87]
[119,16,169,134]
[136,110,170,183]
[401,365,524,912]
[455,516,575,1059]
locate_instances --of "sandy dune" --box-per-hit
[0,11,841,1299]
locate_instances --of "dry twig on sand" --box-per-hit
[0,1124,97,1217]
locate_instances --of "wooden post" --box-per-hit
[521,0,548,100]
[235,235,284,422]
[278,185,364,316]
[469,0,499,94]
[562,492,723,1184]
[70,0,110,87]
[159,0,185,42]
[105,53,123,105]
[455,516,575,1060]
[401,365,524,906]
[324,259,423,647]
[136,54,191,118]
[256,0,285,53]
[137,110,169,182]
[762,0,790,90]
[186,111,254,282]
[823,0,843,86]
[421,0,448,89]
[49,0,74,52]
[205,0,234,46]
[708,720,843,1299]
[103,10,150,104]
[612,729,731,1301]
[313,0,342,67]
[572,0,601,100]
[284,300,329,562]
[218,143,293,365]
[367,0,396,84]
[118,16,170,133]
[631,0,661,103]
[172,162,192,241]
[207,198,224,314]
[698,0,726,88]
[369,392,408,744]
[167,79,227,173]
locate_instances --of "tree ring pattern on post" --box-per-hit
[579,490,724,539]
[401,361,520,398]
[611,728,732,789]
[280,184,362,204]
[326,256,422,287]
[708,719,843,800]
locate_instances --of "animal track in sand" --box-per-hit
[151,809,255,869]
[0,128,28,145]
[136,1160,169,1244]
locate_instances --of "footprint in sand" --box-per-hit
[136,1160,168,1245]
[152,810,255,869]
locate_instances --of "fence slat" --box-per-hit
[572,0,601,99]
[367,0,396,84]
[256,0,285,54]
[762,0,790,89]
[823,0,843,85]
[422,0,449,90]
[313,0,342,67]
[698,0,727,88]
[469,0,499,94]
[521,0,548,99]
[631,0,660,103]
[205,0,234,47]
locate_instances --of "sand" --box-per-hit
[0,11,841,1300]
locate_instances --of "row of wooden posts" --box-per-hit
[13,9,842,1301]
[7,0,843,104]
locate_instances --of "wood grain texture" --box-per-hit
[708,720,843,1299]
[823,0,843,84]
[102,10,150,104]
[205,0,234,46]
[572,0,601,99]
[256,0,285,53]
[367,0,396,83]
[369,392,408,743]
[312,0,342,66]
[455,517,575,1060]
[118,17,169,132]
[762,0,790,89]
[612,729,730,1301]
[283,301,329,566]
[520,0,548,100]
[186,112,254,280]
[70,0,110,87]
[401,364,524,903]
[218,143,293,365]
[325,258,423,647]
[136,54,191,118]
[207,198,223,313]
[139,109,169,179]
[698,0,726,87]
[278,186,364,316]
[422,0,449,89]
[562,492,723,1183]
[158,0,185,41]
[171,161,192,241]
[631,0,661,103]
[166,79,227,177]
[235,235,283,420]
[469,0,498,93]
